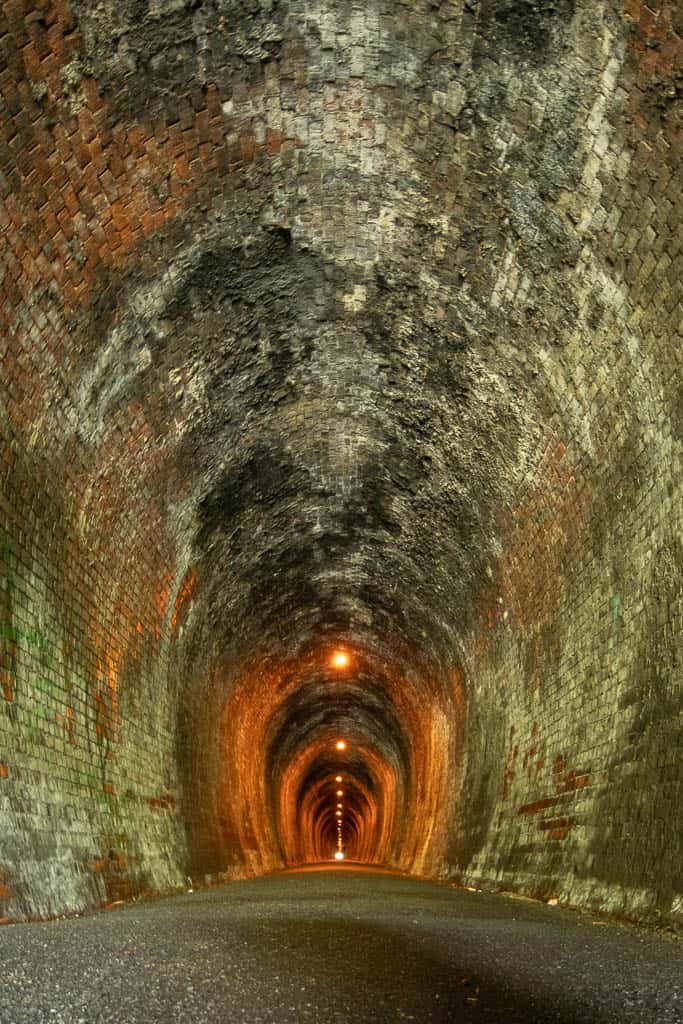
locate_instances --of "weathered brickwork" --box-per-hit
[445,0,682,926]
[0,434,188,918]
[0,0,680,924]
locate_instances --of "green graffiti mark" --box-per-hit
[612,594,622,621]
[0,621,17,640]
[0,620,53,654]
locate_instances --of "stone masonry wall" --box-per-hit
[0,0,680,924]
[0,433,189,920]
[445,0,682,925]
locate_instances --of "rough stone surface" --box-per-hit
[0,0,681,927]
[0,869,681,1024]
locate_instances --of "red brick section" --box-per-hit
[624,0,682,87]
[149,795,176,811]
[0,9,290,340]
[0,868,11,900]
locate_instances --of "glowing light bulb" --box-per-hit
[335,740,346,751]
[336,810,342,817]
[334,851,345,861]
[336,789,343,797]
[331,651,349,669]
[335,775,342,783]
[337,803,342,809]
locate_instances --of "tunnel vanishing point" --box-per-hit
[0,0,681,931]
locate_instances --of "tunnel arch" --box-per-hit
[0,0,680,928]
[205,642,457,876]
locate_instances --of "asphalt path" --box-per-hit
[0,866,680,1023]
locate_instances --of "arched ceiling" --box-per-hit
[59,0,604,674]
[2,0,676,884]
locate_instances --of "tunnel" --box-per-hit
[0,0,681,964]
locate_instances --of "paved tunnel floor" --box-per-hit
[0,867,680,1024]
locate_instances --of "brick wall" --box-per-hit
[0,432,189,918]
[445,0,682,925]
[0,0,680,925]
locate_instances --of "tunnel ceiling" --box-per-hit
[51,0,586,667]
[1,0,681,904]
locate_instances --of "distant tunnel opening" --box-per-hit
[200,642,457,877]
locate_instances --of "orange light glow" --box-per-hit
[331,651,349,669]
[224,642,440,870]
[335,740,346,751]
[336,810,342,816]
[336,789,343,796]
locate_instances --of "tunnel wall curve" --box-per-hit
[0,0,681,926]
